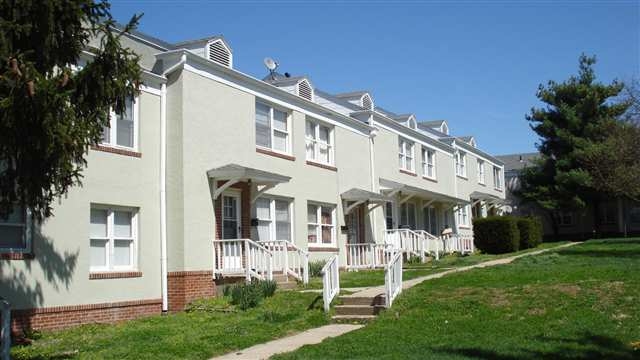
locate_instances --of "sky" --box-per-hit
[110,0,639,155]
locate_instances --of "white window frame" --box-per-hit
[89,205,138,272]
[255,101,291,155]
[100,96,139,151]
[457,205,470,228]
[253,197,293,242]
[455,151,467,178]
[493,166,503,190]
[307,202,336,247]
[0,206,32,253]
[305,119,334,166]
[422,147,436,179]
[477,159,486,185]
[398,137,415,173]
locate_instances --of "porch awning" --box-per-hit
[341,188,391,204]
[470,191,505,205]
[207,164,291,200]
[379,178,469,205]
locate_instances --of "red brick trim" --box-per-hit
[89,271,142,280]
[422,176,438,183]
[0,252,34,260]
[167,270,216,312]
[91,145,142,158]
[400,169,417,177]
[306,161,337,172]
[11,298,162,333]
[308,247,339,252]
[256,147,295,161]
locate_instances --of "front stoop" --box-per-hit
[332,295,385,323]
[273,273,298,290]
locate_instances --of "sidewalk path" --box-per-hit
[212,324,363,360]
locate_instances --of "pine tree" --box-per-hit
[0,0,142,220]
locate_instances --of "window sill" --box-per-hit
[306,161,337,172]
[92,145,141,158]
[256,147,295,161]
[478,182,486,186]
[308,246,339,252]
[423,176,437,183]
[89,271,142,280]
[458,225,471,229]
[0,252,34,260]
[494,188,503,192]
[399,169,417,177]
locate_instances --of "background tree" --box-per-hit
[519,55,630,238]
[0,0,141,220]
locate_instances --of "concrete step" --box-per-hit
[339,295,385,307]
[335,304,384,316]
[277,281,298,290]
[331,314,377,324]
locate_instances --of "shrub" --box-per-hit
[517,217,543,249]
[257,279,278,298]
[405,255,422,265]
[308,260,326,278]
[473,216,520,254]
[228,281,263,310]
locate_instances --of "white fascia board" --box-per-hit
[371,116,454,156]
[80,49,167,90]
[454,140,504,168]
[158,50,374,137]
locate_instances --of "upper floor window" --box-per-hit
[0,205,31,253]
[307,203,336,246]
[455,151,467,177]
[255,101,290,154]
[477,160,485,185]
[422,148,436,179]
[457,205,470,227]
[398,138,415,172]
[305,119,334,165]
[493,166,502,190]
[101,96,138,150]
[253,197,291,242]
[90,205,138,272]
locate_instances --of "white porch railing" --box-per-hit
[346,243,395,270]
[258,240,309,284]
[213,239,273,282]
[384,251,403,308]
[1,298,9,360]
[322,255,340,312]
[414,230,441,260]
[441,233,474,254]
[385,229,423,257]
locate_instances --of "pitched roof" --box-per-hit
[495,153,539,172]
[262,72,308,87]
[334,91,370,100]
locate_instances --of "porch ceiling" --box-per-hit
[341,188,391,204]
[470,191,504,204]
[378,178,469,205]
[206,163,291,185]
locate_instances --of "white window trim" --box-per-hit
[456,151,467,178]
[307,202,336,247]
[478,160,486,185]
[422,148,436,180]
[399,138,415,173]
[256,101,292,155]
[254,197,293,242]
[0,207,32,253]
[100,96,140,152]
[305,119,334,166]
[90,205,138,273]
[493,166,503,190]
[457,205,470,228]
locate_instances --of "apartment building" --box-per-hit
[0,27,505,332]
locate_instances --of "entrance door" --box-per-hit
[423,206,438,235]
[222,193,242,270]
[346,206,363,244]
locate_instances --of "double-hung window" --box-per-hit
[101,96,138,150]
[493,166,503,190]
[398,138,414,172]
[477,160,486,185]
[557,211,573,226]
[399,202,417,230]
[90,206,138,272]
[0,205,31,253]
[307,203,335,246]
[455,151,467,177]
[305,119,334,165]
[253,198,292,242]
[255,101,290,154]
[422,148,436,179]
[457,205,470,227]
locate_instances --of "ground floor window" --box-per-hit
[90,205,138,272]
[384,202,394,229]
[307,203,335,246]
[599,201,617,225]
[557,211,574,226]
[399,202,417,229]
[456,205,470,227]
[0,205,31,253]
[253,197,291,242]
[423,206,438,235]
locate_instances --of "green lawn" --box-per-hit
[274,238,640,359]
[304,241,569,289]
[11,291,328,360]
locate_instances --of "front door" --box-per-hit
[346,206,363,244]
[222,193,242,270]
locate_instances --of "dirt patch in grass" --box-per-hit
[551,284,581,297]
[488,289,511,308]
[526,307,547,316]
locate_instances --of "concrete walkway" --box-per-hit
[212,324,363,360]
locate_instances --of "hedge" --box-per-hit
[473,216,520,254]
[517,217,543,249]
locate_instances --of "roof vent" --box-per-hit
[362,94,373,110]
[207,39,232,68]
[297,79,313,101]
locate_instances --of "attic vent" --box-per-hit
[362,94,373,110]
[441,123,449,135]
[298,80,313,101]
[207,40,232,67]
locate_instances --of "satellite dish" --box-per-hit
[263,57,278,71]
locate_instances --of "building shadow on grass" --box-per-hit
[433,332,638,360]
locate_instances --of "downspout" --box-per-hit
[452,143,460,234]
[160,82,168,313]
[368,121,379,243]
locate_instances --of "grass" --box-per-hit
[11,291,328,360]
[304,241,569,289]
[274,238,640,359]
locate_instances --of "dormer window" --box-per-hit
[207,39,232,68]
[362,94,373,110]
[297,79,313,101]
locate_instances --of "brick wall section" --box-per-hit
[10,299,162,334]
[167,270,216,312]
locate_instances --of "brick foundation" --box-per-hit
[167,270,216,312]
[10,298,162,334]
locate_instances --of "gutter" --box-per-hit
[160,83,168,312]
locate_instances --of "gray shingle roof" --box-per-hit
[334,91,369,100]
[495,153,539,172]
